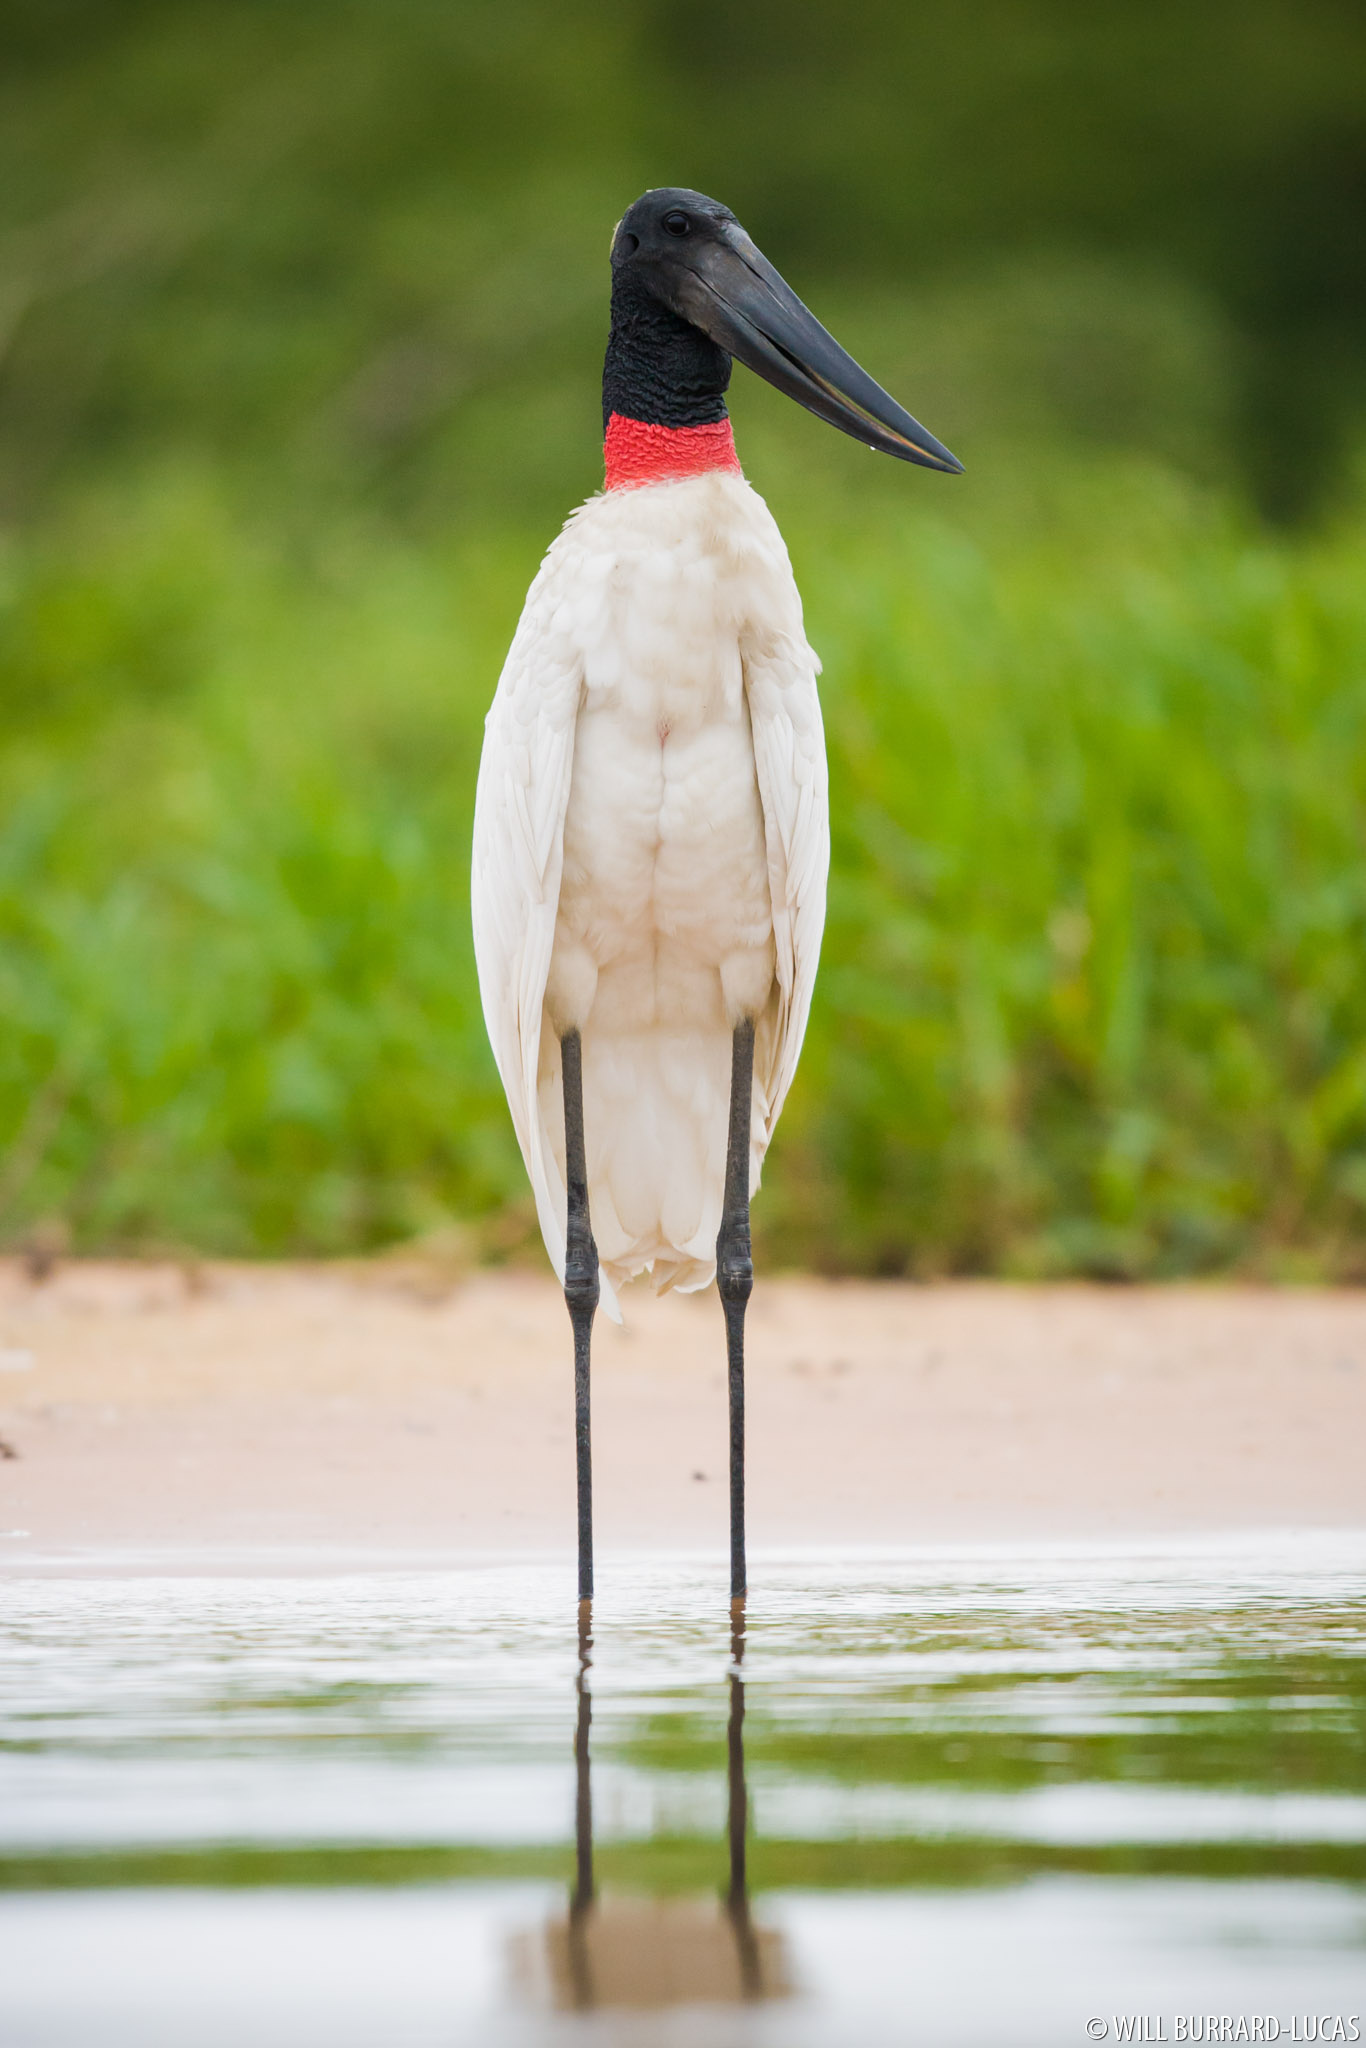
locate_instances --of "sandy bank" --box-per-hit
[0,1261,1362,1567]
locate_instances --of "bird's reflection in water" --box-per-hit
[518,1597,788,2014]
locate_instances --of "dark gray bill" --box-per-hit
[669,224,963,473]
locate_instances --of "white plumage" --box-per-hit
[471,467,829,1320]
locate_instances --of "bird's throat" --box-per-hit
[604,413,742,491]
[601,268,738,489]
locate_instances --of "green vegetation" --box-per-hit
[3,0,1366,1274]
[5,453,1366,1277]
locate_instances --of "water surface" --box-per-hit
[3,1540,1364,2044]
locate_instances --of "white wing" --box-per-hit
[471,540,585,1292]
[744,624,830,1149]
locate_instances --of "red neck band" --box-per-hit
[604,412,742,491]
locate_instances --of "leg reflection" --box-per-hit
[566,1600,594,2010]
[726,1594,763,1999]
[521,1595,786,2014]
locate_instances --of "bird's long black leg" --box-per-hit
[561,1028,598,1604]
[717,1018,755,1601]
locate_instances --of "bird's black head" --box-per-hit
[611,187,741,275]
[602,186,962,473]
[603,189,737,433]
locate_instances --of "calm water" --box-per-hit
[2,1540,1365,2045]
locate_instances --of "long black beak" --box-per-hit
[670,225,963,474]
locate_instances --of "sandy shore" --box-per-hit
[0,1259,1362,1567]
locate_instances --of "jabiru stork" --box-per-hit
[471,188,960,1604]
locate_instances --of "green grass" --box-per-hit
[3,450,1366,1276]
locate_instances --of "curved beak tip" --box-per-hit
[912,444,964,475]
[879,434,964,475]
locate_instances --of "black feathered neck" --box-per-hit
[601,266,732,431]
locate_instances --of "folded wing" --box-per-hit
[471,544,586,1293]
[744,625,830,1151]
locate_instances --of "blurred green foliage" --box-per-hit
[2,0,1366,1274]
[5,455,1366,1277]
[3,0,1366,522]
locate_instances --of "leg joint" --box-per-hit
[566,1273,599,1316]
[718,1263,753,1310]
[565,1238,599,1316]
[717,1226,753,1308]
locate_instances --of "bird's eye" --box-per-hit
[662,210,690,237]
